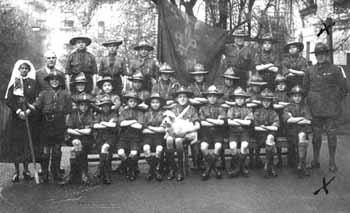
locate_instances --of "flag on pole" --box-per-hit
[158,0,227,85]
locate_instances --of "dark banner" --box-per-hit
[159,0,227,85]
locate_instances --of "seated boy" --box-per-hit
[142,93,166,181]
[118,90,144,181]
[199,85,226,180]
[283,85,312,178]
[59,93,93,185]
[164,86,200,181]
[227,87,253,177]
[93,96,118,184]
[253,88,279,178]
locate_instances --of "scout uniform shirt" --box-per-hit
[66,110,94,145]
[99,54,127,95]
[254,50,281,89]
[199,103,226,123]
[227,104,254,133]
[303,61,348,118]
[282,102,312,134]
[66,49,98,92]
[129,56,159,91]
[143,109,165,128]
[33,87,72,136]
[224,43,254,86]
[36,67,64,91]
[253,107,279,129]
[152,77,180,101]
[281,54,308,89]
[95,93,121,111]
[94,111,118,147]
[171,104,199,123]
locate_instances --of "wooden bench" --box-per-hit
[87,136,290,176]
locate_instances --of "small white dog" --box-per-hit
[161,110,196,138]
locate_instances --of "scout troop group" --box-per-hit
[4,30,348,186]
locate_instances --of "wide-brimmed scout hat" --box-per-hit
[190,63,209,75]
[69,35,92,46]
[260,88,275,100]
[258,33,278,44]
[96,96,113,106]
[71,72,88,85]
[159,63,175,74]
[129,72,145,81]
[221,67,240,79]
[145,92,166,106]
[284,38,304,53]
[123,90,142,103]
[232,87,250,98]
[44,71,65,85]
[134,40,154,51]
[288,85,305,96]
[102,39,123,47]
[173,85,193,98]
[275,73,287,83]
[76,93,93,104]
[202,85,224,98]
[248,74,267,86]
[311,42,334,54]
[97,75,113,89]
[232,29,249,38]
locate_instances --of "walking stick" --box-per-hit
[23,103,40,184]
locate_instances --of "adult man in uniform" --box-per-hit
[223,29,254,88]
[129,40,159,92]
[65,36,98,93]
[99,39,127,96]
[303,42,348,172]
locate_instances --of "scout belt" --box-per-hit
[43,113,64,122]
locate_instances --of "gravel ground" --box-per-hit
[0,135,349,213]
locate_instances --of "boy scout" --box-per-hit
[71,72,89,110]
[283,85,312,177]
[220,67,240,108]
[281,39,308,90]
[246,73,267,109]
[59,93,94,185]
[254,33,280,90]
[199,86,226,180]
[125,72,150,111]
[30,71,72,183]
[303,42,348,172]
[151,63,180,109]
[188,63,209,171]
[118,90,144,181]
[99,39,127,96]
[93,96,118,184]
[129,40,159,92]
[227,87,253,177]
[273,74,290,168]
[142,93,166,181]
[165,86,201,181]
[66,36,97,93]
[95,75,121,111]
[223,29,254,88]
[253,88,279,178]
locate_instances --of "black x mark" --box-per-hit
[317,19,335,37]
[313,176,335,195]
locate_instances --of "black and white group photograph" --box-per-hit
[0,0,350,212]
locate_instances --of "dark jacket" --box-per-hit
[303,62,348,118]
[36,67,64,91]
